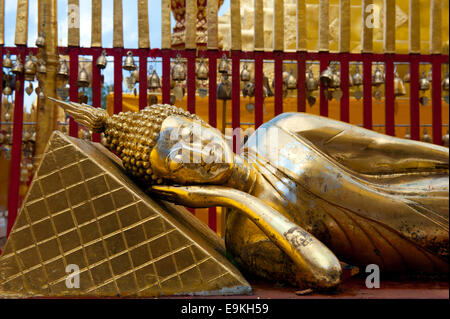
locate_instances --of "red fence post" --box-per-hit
[113,48,123,114]
[385,54,395,136]
[274,52,283,116]
[431,55,442,145]
[254,51,264,128]
[231,51,241,153]
[139,50,148,110]
[319,52,329,117]
[69,48,79,137]
[362,53,373,130]
[0,47,3,122]
[187,50,196,114]
[6,49,25,236]
[161,49,171,104]
[297,51,306,113]
[340,53,350,122]
[91,48,102,143]
[207,50,218,232]
[409,54,420,141]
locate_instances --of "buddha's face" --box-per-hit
[150,115,234,185]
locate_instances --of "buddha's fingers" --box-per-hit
[150,185,342,289]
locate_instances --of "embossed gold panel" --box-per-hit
[0,131,251,297]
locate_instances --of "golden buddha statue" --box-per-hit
[50,98,449,290]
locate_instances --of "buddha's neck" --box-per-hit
[224,154,258,193]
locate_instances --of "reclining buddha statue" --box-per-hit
[50,98,449,290]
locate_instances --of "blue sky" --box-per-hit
[2,0,230,110]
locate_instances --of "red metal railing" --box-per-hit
[1,46,449,238]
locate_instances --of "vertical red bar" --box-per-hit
[162,50,171,104]
[207,50,218,232]
[231,51,241,153]
[362,53,373,130]
[319,53,329,117]
[69,49,79,137]
[431,55,442,145]
[274,53,283,116]
[385,55,395,136]
[187,50,196,114]
[340,54,350,122]
[91,49,102,143]
[297,52,306,113]
[409,55,420,141]
[113,48,123,114]
[254,52,264,128]
[0,47,3,126]
[139,50,148,110]
[6,50,25,236]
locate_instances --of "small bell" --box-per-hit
[11,55,24,74]
[96,50,108,69]
[285,69,297,90]
[352,65,363,87]
[148,70,161,89]
[3,51,13,69]
[442,130,449,147]
[77,65,90,88]
[131,69,139,83]
[372,66,385,86]
[394,71,406,97]
[421,128,432,143]
[348,74,354,88]
[242,81,255,98]
[404,128,410,140]
[35,31,45,48]
[263,74,273,97]
[4,112,11,122]
[320,66,333,87]
[2,83,12,96]
[240,62,251,82]
[123,51,137,71]
[217,73,232,100]
[442,72,449,91]
[196,58,209,80]
[24,53,37,81]
[37,59,47,74]
[306,69,319,92]
[172,59,186,82]
[403,69,410,83]
[427,69,433,82]
[218,54,229,74]
[330,68,341,89]
[57,59,69,80]
[419,71,430,91]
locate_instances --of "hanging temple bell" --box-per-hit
[394,71,406,97]
[77,65,90,88]
[3,51,13,69]
[240,62,251,82]
[11,55,24,75]
[96,50,108,69]
[123,51,137,71]
[218,54,229,74]
[196,58,209,81]
[171,57,186,82]
[148,70,161,90]
[57,59,69,81]
[24,52,37,81]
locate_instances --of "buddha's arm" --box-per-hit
[150,185,342,289]
[273,113,449,175]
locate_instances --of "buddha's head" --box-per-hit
[150,113,234,185]
[49,98,235,186]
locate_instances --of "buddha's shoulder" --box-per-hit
[264,112,351,133]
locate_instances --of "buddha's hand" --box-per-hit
[150,185,342,290]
